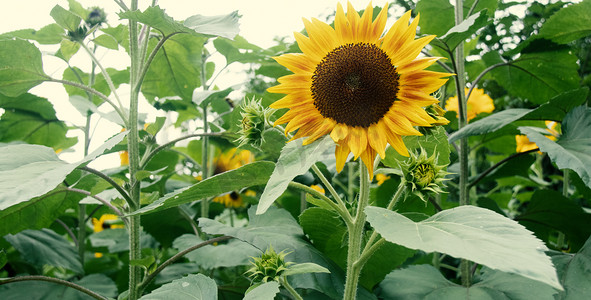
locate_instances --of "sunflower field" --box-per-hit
[1,0,590,299]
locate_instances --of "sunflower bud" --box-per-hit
[425,104,450,126]
[246,246,293,283]
[236,97,274,148]
[400,148,449,203]
[86,7,107,27]
[67,26,88,42]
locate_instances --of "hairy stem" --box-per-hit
[80,42,124,109]
[280,277,303,300]
[311,164,350,220]
[288,182,352,227]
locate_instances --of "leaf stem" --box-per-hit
[311,164,350,220]
[140,132,223,168]
[80,42,124,109]
[468,148,539,188]
[64,187,126,221]
[134,34,174,94]
[78,166,133,205]
[0,276,108,300]
[288,182,352,227]
[280,277,303,300]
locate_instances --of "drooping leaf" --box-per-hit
[0,273,118,300]
[0,131,126,211]
[519,106,591,188]
[432,10,490,51]
[482,50,579,104]
[213,36,264,64]
[550,236,591,299]
[365,205,561,289]
[50,4,82,32]
[173,234,259,269]
[244,281,280,300]
[448,88,588,143]
[257,136,335,215]
[140,274,217,300]
[0,39,49,97]
[92,34,118,50]
[516,189,591,252]
[378,265,558,299]
[539,0,591,44]
[0,24,64,45]
[119,6,239,39]
[4,228,83,273]
[130,161,274,215]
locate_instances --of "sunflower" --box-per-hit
[268,2,450,178]
[211,148,255,207]
[516,121,559,153]
[92,214,125,258]
[445,87,494,122]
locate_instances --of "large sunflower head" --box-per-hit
[268,2,451,178]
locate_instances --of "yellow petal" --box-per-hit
[348,127,368,158]
[368,122,388,159]
[274,53,315,73]
[303,118,336,145]
[360,146,377,180]
[335,141,351,172]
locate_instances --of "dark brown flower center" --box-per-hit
[311,43,399,128]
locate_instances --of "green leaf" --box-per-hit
[244,282,280,300]
[172,234,259,269]
[89,228,159,253]
[140,274,217,300]
[519,106,591,188]
[416,0,497,36]
[0,39,49,97]
[119,6,239,39]
[539,0,591,44]
[213,36,264,64]
[192,87,233,107]
[67,0,88,19]
[550,236,591,299]
[62,66,129,101]
[382,126,450,167]
[50,5,82,32]
[0,24,64,45]
[130,161,274,215]
[145,117,166,136]
[448,88,588,143]
[4,228,82,273]
[55,39,81,61]
[432,10,490,51]
[0,273,117,300]
[0,249,6,269]
[516,189,591,252]
[283,262,330,276]
[378,265,558,299]
[482,50,579,104]
[365,205,561,289]
[93,34,119,50]
[141,34,206,103]
[0,131,126,211]
[257,136,335,215]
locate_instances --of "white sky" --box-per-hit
[0,0,393,167]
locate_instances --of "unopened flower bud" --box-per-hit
[236,97,274,148]
[86,7,107,27]
[246,245,293,283]
[400,148,450,203]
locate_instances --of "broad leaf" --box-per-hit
[50,5,81,32]
[365,205,562,289]
[0,39,49,97]
[213,36,265,64]
[55,39,81,61]
[378,265,557,299]
[0,273,117,300]
[0,24,64,45]
[448,88,588,143]
[483,50,579,104]
[131,161,274,215]
[382,126,450,167]
[0,131,126,211]
[283,262,330,276]
[62,66,129,102]
[192,87,233,107]
[140,274,217,300]
[416,0,497,36]
[244,282,280,300]
[257,136,335,215]
[93,34,118,50]
[432,10,490,51]
[4,228,82,273]
[539,0,591,44]
[119,6,239,39]
[519,106,591,188]
[550,236,591,299]
[173,234,259,269]
[89,228,159,253]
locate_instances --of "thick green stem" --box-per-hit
[201,106,210,219]
[80,42,124,109]
[281,277,303,300]
[343,162,370,300]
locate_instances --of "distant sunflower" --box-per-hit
[516,121,559,153]
[211,148,255,208]
[268,2,450,177]
[445,87,494,122]
[92,214,125,258]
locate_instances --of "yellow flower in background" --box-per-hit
[516,121,559,153]
[119,151,129,166]
[268,2,451,178]
[375,173,391,185]
[213,191,244,208]
[310,184,325,194]
[92,214,125,258]
[211,148,255,208]
[445,87,494,122]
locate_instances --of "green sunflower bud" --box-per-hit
[86,7,107,27]
[236,97,275,148]
[67,26,88,42]
[400,148,450,203]
[246,245,293,283]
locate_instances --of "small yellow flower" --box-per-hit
[214,148,254,174]
[375,173,391,186]
[516,121,559,153]
[92,214,125,258]
[310,184,325,194]
[445,88,494,122]
[119,151,129,166]
[213,191,244,208]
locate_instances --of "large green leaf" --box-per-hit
[257,136,335,215]
[62,66,130,102]
[213,36,265,64]
[4,228,82,273]
[0,93,73,149]
[519,106,591,188]
[0,24,64,45]
[50,5,82,32]
[0,39,49,97]
[382,126,450,168]
[172,234,259,269]
[550,236,591,299]
[244,282,280,300]
[378,265,557,299]
[140,274,217,300]
[89,228,159,253]
[431,10,490,51]
[365,205,561,289]
[119,6,239,39]
[0,131,126,211]
[448,88,588,143]
[131,161,274,215]
[516,189,591,252]
[416,0,497,36]
[0,273,118,300]
[141,34,206,103]
[539,0,591,44]
[483,50,579,104]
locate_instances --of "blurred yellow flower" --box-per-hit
[445,88,494,122]
[213,191,244,208]
[92,214,125,258]
[516,121,559,153]
[211,148,255,208]
[310,184,325,194]
[375,173,391,186]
